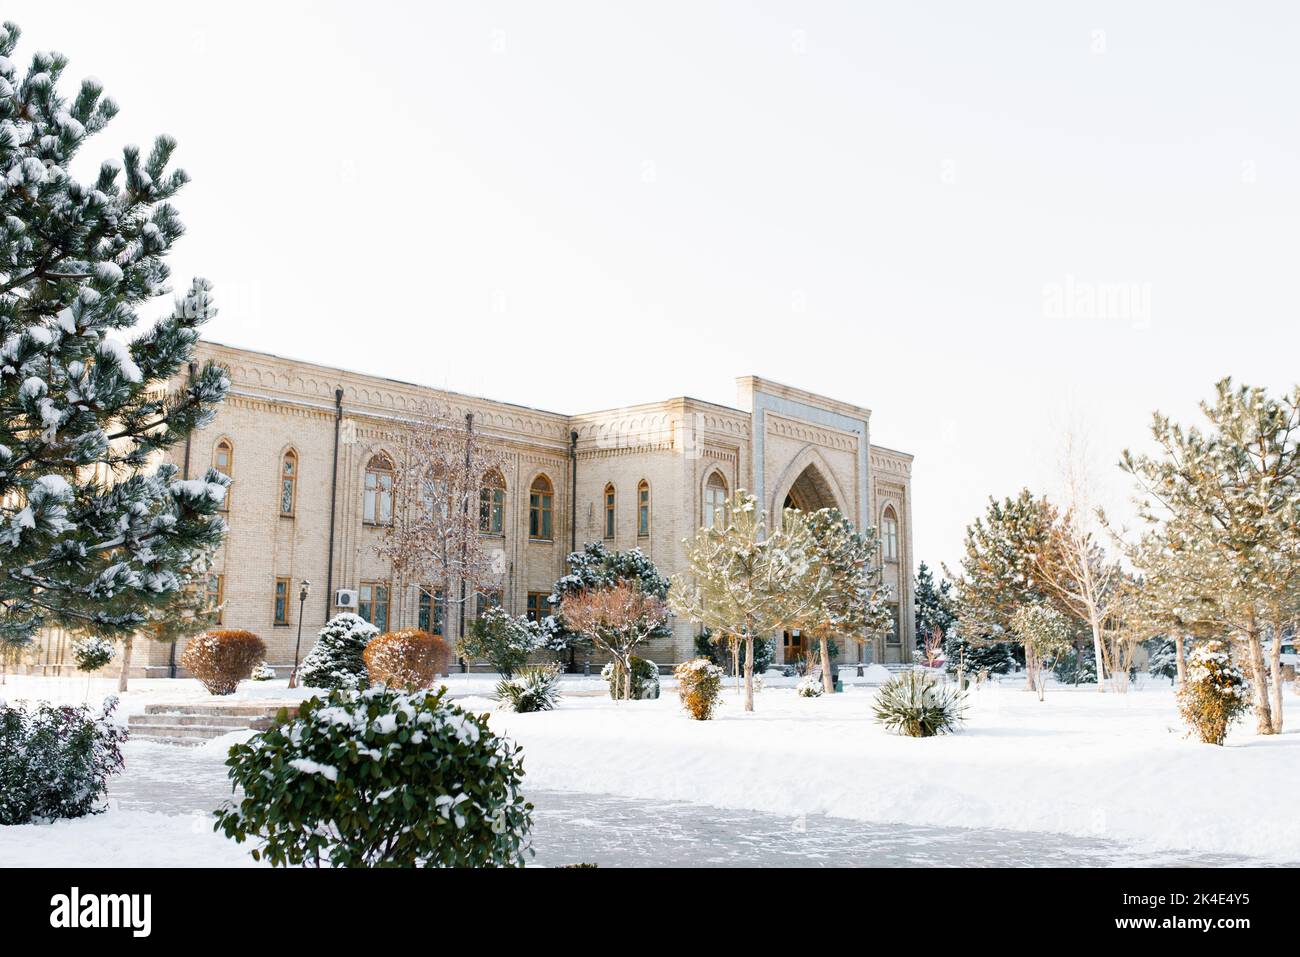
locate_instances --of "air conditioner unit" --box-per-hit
[335,588,358,609]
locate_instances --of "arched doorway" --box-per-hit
[779,462,842,668]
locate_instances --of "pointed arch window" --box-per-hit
[703,471,729,530]
[364,454,395,525]
[280,450,298,516]
[479,469,506,535]
[882,506,900,562]
[637,480,650,537]
[603,483,616,540]
[529,475,554,541]
[213,439,233,512]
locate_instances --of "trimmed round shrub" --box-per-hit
[675,658,723,720]
[214,686,534,867]
[600,656,660,700]
[872,670,966,737]
[181,630,267,695]
[72,636,115,672]
[299,613,378,690]
[495,664,562,713]
[1177,640,1249,745]
[364,629,451,691]
[0,695,127,824]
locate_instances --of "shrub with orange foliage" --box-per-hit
[363,629,451,690]
[181,630,267,695]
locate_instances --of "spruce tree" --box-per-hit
[0,22,228,650]
[913,561,956,651]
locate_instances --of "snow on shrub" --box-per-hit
[674,658,723,720]
[181,629,267,695]
[214,686,534,867]
[250,661,276,681]
[460,606,539,677]
[72,635,115,672]
[299,613,377,690]
[796,674,823,698]
[363,629,450,691]
[0,696,127,824]
[600,656,659,700]
[872,670,966,737]
[1177,640,1249,746]
[494,664,562,713]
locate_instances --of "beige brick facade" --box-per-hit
[132,342,914,676]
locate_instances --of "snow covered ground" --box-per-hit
[1,672,1296,866]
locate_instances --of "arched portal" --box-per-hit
[782,464,840,513]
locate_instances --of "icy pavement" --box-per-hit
[105,742,1293,868]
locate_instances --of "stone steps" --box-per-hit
[129,701,299,746]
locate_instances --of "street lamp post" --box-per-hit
[288,579,312,688]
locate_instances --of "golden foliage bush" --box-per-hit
[1177,640,1250,745]
[674,658,724,720]
[180,629,266,695]
[363,629,451,690]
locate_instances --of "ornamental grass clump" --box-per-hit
[1177,640,1250,745]
[495,664,562,713]
[181,630,266,695]
[214,686,534,867]
[674,658,723,720]
[363,629,450,691]
[872,670,966,737]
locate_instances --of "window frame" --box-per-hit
[280,449,298,517]
[479,471,506,535]
[603,483,616,540]
[526,591,550,623]
[273,577,291,626]
[358,581,390,631]
[363,454,395,526]
[529,474,554,541]
[704,471,729,530]
[418,587,445,636]
[476,588,503,617]
[637,479,650,537]
[881,506,900,562]
[213,439,233,512]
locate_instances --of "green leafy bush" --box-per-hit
[71,636,115,672]
[461,607,539,677]
[872,670,966,737]
[0,696,127,824]
[601,655,659,699]
[299,613,378,690]
[674,658,723,720]
[495,664,562,713]
[214,686,534,867]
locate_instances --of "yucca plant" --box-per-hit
[872,670,966,737]
[495,664,563,713]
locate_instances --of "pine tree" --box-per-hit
[913,561,956,651]
[298,613,378,691]
[787,507,892,693]
[542,543,670,669]
[1122,378,1300,734]
[0,22,228,652]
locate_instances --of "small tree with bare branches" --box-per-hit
[558,581,669,700]
[377,404,506,642]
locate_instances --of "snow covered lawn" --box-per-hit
[486,678,1300,863]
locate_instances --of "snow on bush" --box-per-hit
[460,606,539,677]
[181,630,266,695]
[872,670,966,737]
[363,629,450,691]
[494,664,562,713]
[601,656,660,700]
[250,661,276,681]
[0,695,127,824]
[214,686,534,867]
[796,674,823,698]
[299,613,377,690]
[71,635,115,672]
[674,658,724,720]
[1177,640,1250,745]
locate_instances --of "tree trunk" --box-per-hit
[743,632,755,712]
[623,654,633,701]
[118,636,133,693]
[1269,624,1284,734]
[1174,633,1187,689]
[820,633,833,694]
[1089,614,1106,691]
[1023,640,1036,691]
[1243,618,1274,735]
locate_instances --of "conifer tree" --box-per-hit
[0,22,228,652]
[1122,378,1300,734]
[913,561,956,651]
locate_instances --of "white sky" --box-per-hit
[11,2,1300,572]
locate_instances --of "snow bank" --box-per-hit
[489,681,1300,862]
